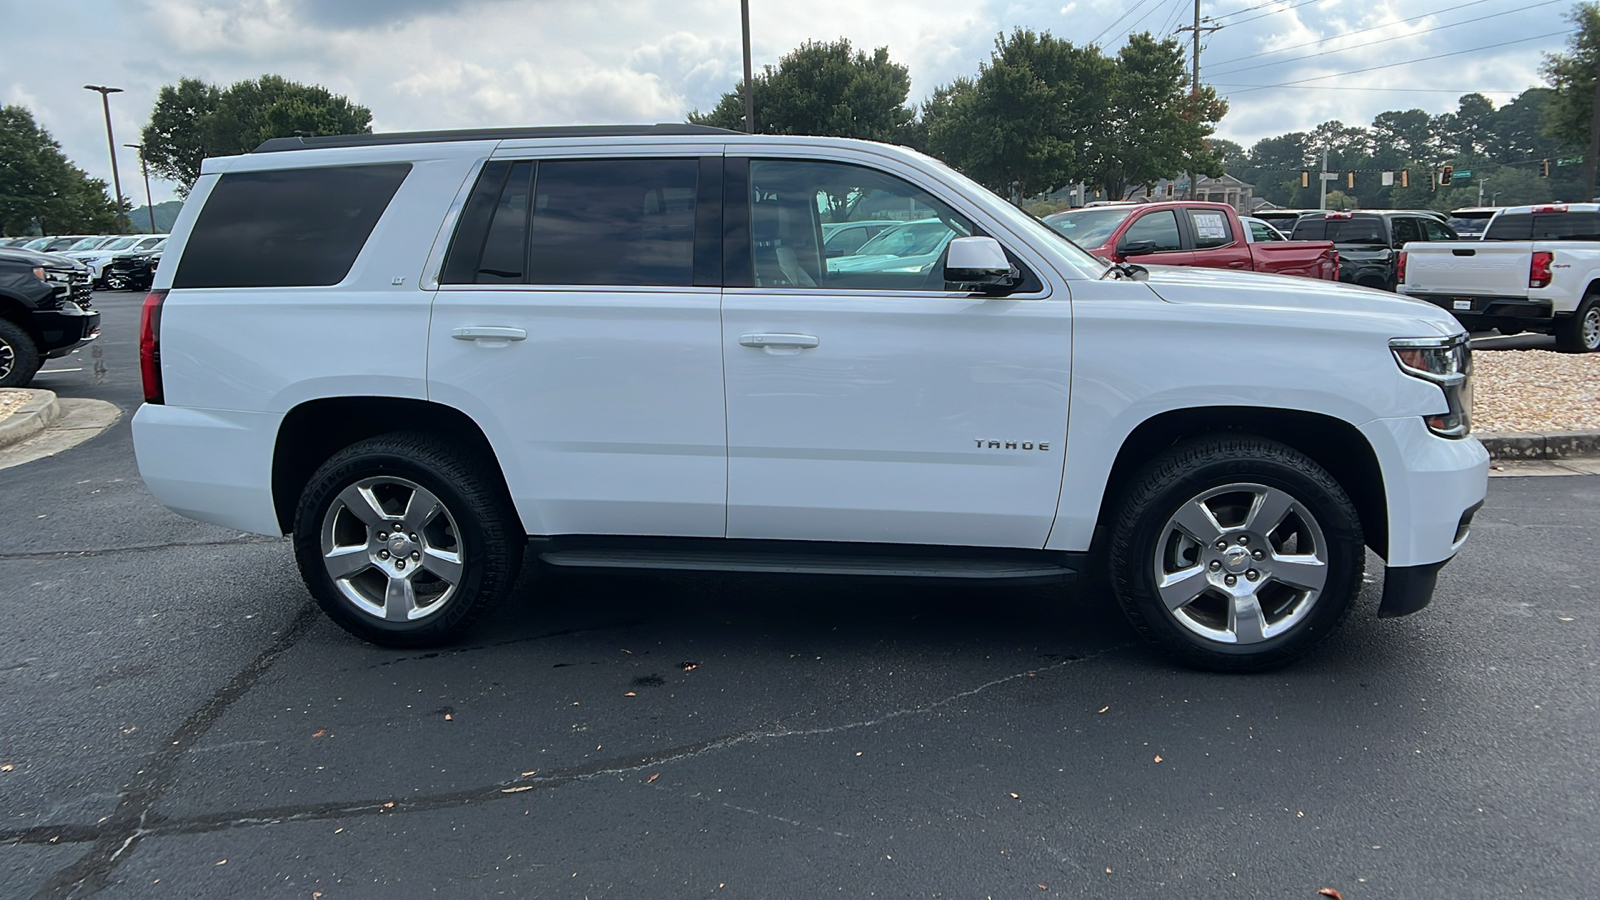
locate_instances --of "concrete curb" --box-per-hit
[0,389,62,450]
[1477,431,1600,460]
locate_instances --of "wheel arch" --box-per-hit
[272,397,507,534]
[1092,406,1389,560]
[0,294,42,339]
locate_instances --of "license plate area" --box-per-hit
[1452,299,1473,310]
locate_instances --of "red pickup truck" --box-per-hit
[1044,201,1339,280]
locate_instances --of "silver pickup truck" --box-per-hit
[1397,203,1600,353]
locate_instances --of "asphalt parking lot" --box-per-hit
[2,292,1596,899]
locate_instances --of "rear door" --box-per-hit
[427,151,728,537]
[720,155,1073,548]
[1182,207,1251,269]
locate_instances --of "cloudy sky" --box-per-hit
[0,0,1569,206]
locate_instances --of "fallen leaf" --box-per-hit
[679,661,699,671]
[0,764,13,772]
[1318,889,1344,899]
[216,859,227,866]
[443,713,453,721]
[521,770,537,777]
[383,801,395,808]
[1009,792,1020,799]
[625,692,637,697]
[621,648,633,654]
[1153,755,1163,763]
[311,729,327,738]
[1038,884,1048,890]
[647,773,660,784]
[1558,616,1575,622]
[501,785,533,793]
[1097,706,1109,714]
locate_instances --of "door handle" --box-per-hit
[452,326,527,347]
[739,333,819,350]
[1227,261,1248,268]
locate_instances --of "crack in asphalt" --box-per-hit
[0,536,285,562]
[3,645,1125,877]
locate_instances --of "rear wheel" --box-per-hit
[1555,294,1600,353]
[292,433,523,647]
[0,319,42,388]
[1108,435,1364,672]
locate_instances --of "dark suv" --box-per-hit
[1290,210,1456,291]
[0,248,100,387]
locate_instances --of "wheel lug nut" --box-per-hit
[1215,540,1227,550]
[378,550,390,559]
[1225,574,1237,586]
[1252,549,1264,560]
[396,559,406,571]
[378,532,388,540]
[412,551,421,561]
[409,533,418,541]
[1209,560,1222,571]
[1246,570,1259,581]
[1237,535,1249,545]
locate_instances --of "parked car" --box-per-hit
[67,234,166,288]
[1253,209,1316,231]
[825,218,960,277]
[103,239,166,291]
[1044,201,1338,280]
[1446,207,1500,239]
[0,248,100,386]
[21,236,92,253]
[131,125,1486,671]
[1241,217,1288,243]
[1398,202,1600,352]
[1289,211,1457,291]
[0,238,36,248]
[820,220,895,258]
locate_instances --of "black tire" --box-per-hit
[1108,434,1364,672]
[292,432,523,647]
[0,318,42,388]
[1554,294,1600,353]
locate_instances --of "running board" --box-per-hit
[538,549,1075,581]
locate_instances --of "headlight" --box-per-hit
[1390,334,1472,438]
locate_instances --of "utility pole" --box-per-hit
[84,85,129,234]
[740,0,755,134]
[1589,50,1600,202]
[1176,0,1221,199]
[126,143,157,232]
[1478,177,1486,206]
[1318,144,1330,210]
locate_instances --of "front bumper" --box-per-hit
[32,306,100,357]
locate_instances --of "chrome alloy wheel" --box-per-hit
[1152,482,1329,645]
[319,476,465,622]
[1583,305,1600,350]
[0,340,13,381]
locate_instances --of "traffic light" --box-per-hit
[1400,169,1409,188]
[1440,164,1454,186]
[1347,171,1356,189]
[1300,170,1310,188]
[1541,158,1552,177]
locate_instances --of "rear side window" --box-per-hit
[1390,217,1422,247]
[173,164,411,288]
[1534,212,1600,240]
[1421,218,1455,241]
[1289,218,1325,241]
[1187,209,1233,249]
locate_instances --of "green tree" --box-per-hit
[922,29,1111,200]
[689,39,917,144]
[0,105,120,235]
[1542,3,1600,150]
[1083,33,1227,200]
[1372,109,1438,162]
[141,74,372,194]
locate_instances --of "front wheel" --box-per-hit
[1108,435,1365,672]
[0,318,42,388]
[293,433,523,647]
[1555,294,1600,353]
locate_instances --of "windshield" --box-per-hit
[100,237,138,251]
[67,237,105,251]
[1043,208,1136,249]
[916,156,1109,279]
[855,220,951,257]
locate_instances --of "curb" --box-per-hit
[0,389,62,450]
[1477,430,1600,460]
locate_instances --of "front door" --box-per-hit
[428,154,727,537]
[720,157,1073,549]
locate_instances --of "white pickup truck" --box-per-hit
[1397,203,1600,353]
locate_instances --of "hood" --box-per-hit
[1136,265,1461,335]
[0,247,88,270]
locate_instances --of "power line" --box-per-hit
[1224,0,1323,28]
[1111,0,1184,45]
[1214,83,1528,92]
[1090,0,1161,45]
[1208,0,1564,76]
[1221,30,1570,94]
[1207,0,1504,67]
[1211,0,1289,19]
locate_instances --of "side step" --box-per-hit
[538,548,1075,581]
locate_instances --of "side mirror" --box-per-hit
[1119,239,1159,257]
[944,236,1019,294]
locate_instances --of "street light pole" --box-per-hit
[84,85,129,234]
[740,0,755,134]
[125,143,157,232]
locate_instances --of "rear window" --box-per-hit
[1293,216,1385,244]
[173,163,411,289]
[1484,214,1532,241]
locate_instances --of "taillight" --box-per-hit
[139,289,167,404]
[1530,251,1554,289]
[1397,250,1407,284]
[1531,204,1568,214]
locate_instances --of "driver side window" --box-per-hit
[748,159,975,291]
[1123,210,1183,252]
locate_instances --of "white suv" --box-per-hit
[131,125,1488,670]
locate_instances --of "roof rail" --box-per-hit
[253,123,739,153]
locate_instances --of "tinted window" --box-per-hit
[174,164,410,288]
[1483,213,1532,241]
[1534,212,1600,240]
[1187,209,1233,249]
[1045,208,1136,249]
[1290,218,1325,240]
[1390,217,1422,247]
[1124,210,1182,252]
[526,159,699,286]
[1421,218,1455,241]
[1326,217,1385,245]
[748,159,975,291]
[1248,220,1282,242]
[477,162,534,283]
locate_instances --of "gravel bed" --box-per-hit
[1473,350,1600,433]
[0,389,31,425]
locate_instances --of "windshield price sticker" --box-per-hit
[1193,213,1227,241]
